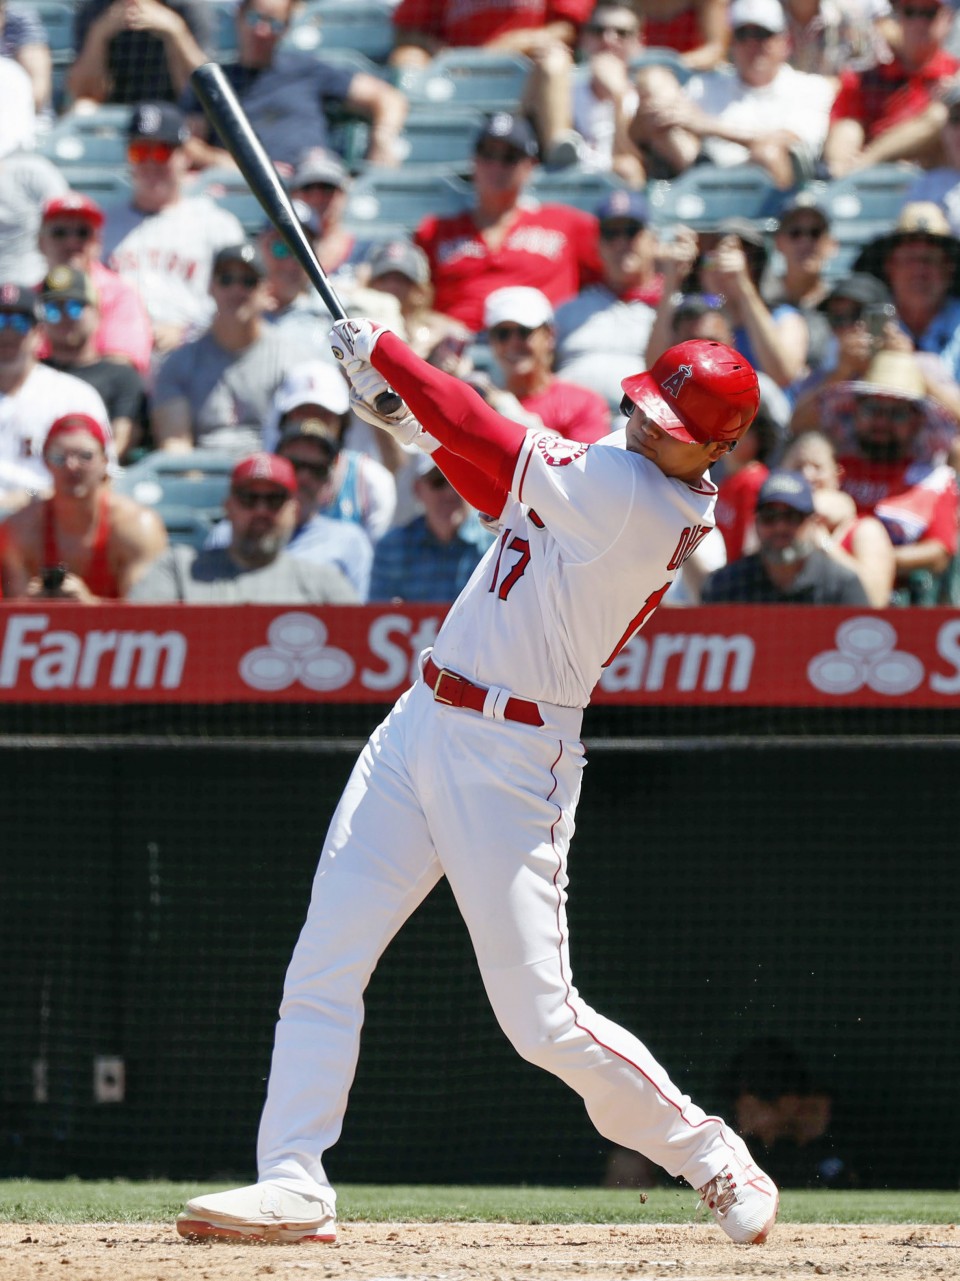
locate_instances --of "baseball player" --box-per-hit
[177,325,779,1248]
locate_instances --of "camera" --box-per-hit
[863,302,897,339]
[41,564,67,593]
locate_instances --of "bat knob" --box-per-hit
[374,391,403,415]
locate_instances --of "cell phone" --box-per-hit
[41,564,67,592]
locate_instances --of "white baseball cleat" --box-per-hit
[697,1150,779,1244]
[176,1182,337,1243]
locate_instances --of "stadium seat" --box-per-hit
[114,451,234,529]
[209,0,239,62]
[57,166,133,205]
[186,168,266,236]
[812,163,919,225]
[647,163,789,231]
[150,504,216,551]
[343,169,472,235]
[9,0,74,61]
[525,168,628,214]
[40,126,128,169]
[282,0,396,64]
[391,108,486,177]
[397,50,532,113]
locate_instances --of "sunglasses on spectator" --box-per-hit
[755,506,805,526]
[128,140,176,165]
[856,398,916,422]
[284,457,330,480]
[825,307,863,329]
[785,223,827,240]
[733,23,777,39]
[46,447,98,466]
[47,223,94,241]
[489,323,537,342]
[268,239,294,259]
[421,469,450,490]
[243,9,286,32]
[898,4,940,16]
[42,300,87,323]
[475,146,527,165]
[215,272,260,288]
[296,181,339,195]
[0,312,34,332]
[600,220,645,241]
[232,489,289,511]
[584,21,637,37]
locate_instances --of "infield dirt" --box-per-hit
[2,1221,959,1281]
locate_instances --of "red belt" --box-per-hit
[423,656,544,727]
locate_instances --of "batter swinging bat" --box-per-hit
[190,61,403,415]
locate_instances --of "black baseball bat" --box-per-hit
[190,61,402,414]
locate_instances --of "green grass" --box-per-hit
[0,1181,955,1225]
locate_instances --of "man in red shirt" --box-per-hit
[822,0,960,177]
[483,285,611,441]
[390,0,593,69]
[414,112,603,333]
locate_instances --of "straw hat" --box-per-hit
[853,202,960,291]
[843,350,927,402]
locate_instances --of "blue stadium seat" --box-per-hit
[151,505,216,551]
[391,108,485,177]
[343,169,472,235]
[40,126,128,169]
[397,50,532,113]
[525,168,628,214]
[283,0,396,64]
[57,166,133,205]
[115,451,234,530]
[647,163,789,231]
[812,163,920,225]
[209,0,239,62]
[186,168,265,236]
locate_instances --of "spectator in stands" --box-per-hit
[721,1037,856,1189]
[900,81,960,233]
[0,48,35,158]
[780,429,897,606]
[701,470,871,603]
[38,267,146,462]
[259,199,333,342]
[782,0,894,83]
[483,286,612,441]
[521,2,645,181]
[389,0,592,70]
[103,102,245,355]
[0,282,112,511]
[369,452,494,603]
[821,0,960,177]
[363,239,462,359]
[640,0,731,71]
[0,412,167,601]
[813,349,960,599]
[629,0,835,188]
[69,0,210,106]
[553,190,660,411]
[128,451,358,603]
[152,241,312,456]
[0,0,52,114]
[179,0,407,173]
[288,148,359,281]
[762,193,838,384]
[263,362,397,544]
[414,112,603,334]
[0,150,67,286]
[39,193,153,377]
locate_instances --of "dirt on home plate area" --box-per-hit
[1,1221,959,1281]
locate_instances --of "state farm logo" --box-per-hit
[239,612,354,692]
[0,614,186,689]
[807,617,924,696]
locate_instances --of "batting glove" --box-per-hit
[329,317,387,368]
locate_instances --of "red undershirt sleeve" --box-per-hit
[371,332,526,516]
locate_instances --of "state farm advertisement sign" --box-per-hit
[2,604,960,706]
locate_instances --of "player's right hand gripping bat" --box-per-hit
[189,60,403,415]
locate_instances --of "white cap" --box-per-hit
[483,286,554,331]
[273,361,349,417]
[729,0,786,32]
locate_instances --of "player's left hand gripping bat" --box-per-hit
[190,61,402,415]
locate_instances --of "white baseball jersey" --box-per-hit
[103,196,245,331]
[432,428,718,708]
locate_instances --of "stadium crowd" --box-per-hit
[1,0,960,606]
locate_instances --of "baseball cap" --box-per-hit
[273,361,350,417]
[756,470,815,515]
[595,189,649,225]
[44,413,110,453]
[484,286,554,330]
[475,112,539,159]
[129,101,189,146]
[262,198,319,239]
[366,239,430,287]
[729,0,786,32]
[41,192,105,229]
[0,281,40,319]
[776,190,829,230]
[277,417,341,455]
[39,266,97,306]
[213,243,266,277]
[231,452,297,494]
[291,147,349,191]
[818,272,892,311]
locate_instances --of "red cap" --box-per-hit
[231,452,297,494]
[42,193,106,228]
[44,413,109,453]
[621,340,759,446]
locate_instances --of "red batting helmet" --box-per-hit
[620,340,759,447]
